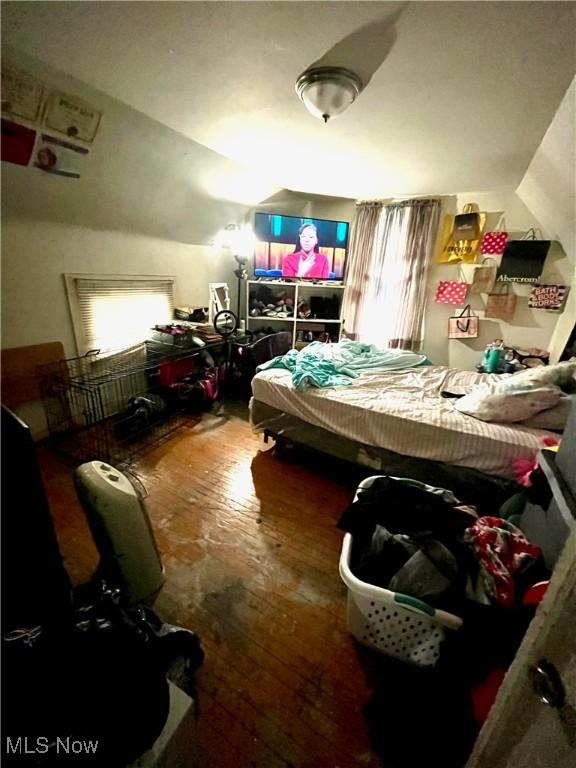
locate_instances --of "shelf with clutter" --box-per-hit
[245,279,345,347]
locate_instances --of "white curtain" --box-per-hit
[352,199,440,350]
[341,202,383,337]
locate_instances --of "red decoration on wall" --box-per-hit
[1,118,36,166]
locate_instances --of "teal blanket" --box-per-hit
[256,340,428,389]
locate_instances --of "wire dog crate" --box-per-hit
[38,341,226,466]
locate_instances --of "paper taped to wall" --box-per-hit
[33,133,89,178]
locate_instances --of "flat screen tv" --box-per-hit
[253,212,349,281]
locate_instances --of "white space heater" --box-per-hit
[74,461,165,606]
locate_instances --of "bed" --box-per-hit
[249,364,557,511]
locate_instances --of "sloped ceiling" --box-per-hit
[517,78,576,260]
[2,1,575,200]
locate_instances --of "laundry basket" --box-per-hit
[339,476,463,668]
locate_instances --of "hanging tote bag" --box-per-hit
[435,280,469,306]
[453,203,481,241]
[436,209,487,264]
[528,284,567,310]
[448,305,479,339]
[497,228,551,284]
[480,231,509,255]
[469,258,498,295]
[485,283,517,322]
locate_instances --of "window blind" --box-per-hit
[71,276,174,353]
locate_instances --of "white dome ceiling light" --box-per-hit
[295,66,363,123]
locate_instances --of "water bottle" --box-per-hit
[480,344,492,372]
[487,342,504,373]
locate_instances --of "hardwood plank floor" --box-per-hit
[38,401,387,767]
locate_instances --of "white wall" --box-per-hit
[516,77,576,262]
[0,48,276,437]
[1,218,233,354]
[516,76,576,362]
[0,47,271,358]
[423,191,574,369]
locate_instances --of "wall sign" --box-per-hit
[1,63,44,123]
[528,284,567,311]
[44,91,102,143]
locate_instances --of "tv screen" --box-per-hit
[253,212,349,281]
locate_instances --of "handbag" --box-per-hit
[469,258,498,295]
[528,284,567,310]
[485,282,517,322]
[497,228,550,284]
[435,280,469,305]
[448,305,479,339]
[480,231,508,255]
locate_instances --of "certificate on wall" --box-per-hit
[1,64,44,123]
[33,133,89,178]
[44,91,102,143]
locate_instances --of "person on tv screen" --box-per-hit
[282,223,330,279]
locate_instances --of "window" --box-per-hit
[65,274,174,354]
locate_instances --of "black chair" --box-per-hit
[233,331,292,393]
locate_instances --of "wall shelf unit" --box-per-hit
[245,280,346,347]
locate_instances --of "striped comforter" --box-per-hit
[251,365,554,479]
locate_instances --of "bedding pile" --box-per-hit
[256,339,427,389]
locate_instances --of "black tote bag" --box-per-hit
[497,228,550,284]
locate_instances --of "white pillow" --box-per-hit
[520,394,575,431]
[454,384,562,423]
[502,360,576,392]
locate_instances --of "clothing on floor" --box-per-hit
[339,475,546,613]
[463,516,543,607]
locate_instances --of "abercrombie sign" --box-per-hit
[5,736,99,757]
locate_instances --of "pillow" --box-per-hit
[520,394,576,431]
[502,360,576,393]
[454,384,562,423]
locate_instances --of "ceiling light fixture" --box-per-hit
[295,66,363,123]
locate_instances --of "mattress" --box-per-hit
[251,365,553,479]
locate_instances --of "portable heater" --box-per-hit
[74,461,165,607]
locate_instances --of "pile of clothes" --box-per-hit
[338,475,547,614]
[339,475,549,768]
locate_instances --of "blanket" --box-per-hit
[256,339,428,389]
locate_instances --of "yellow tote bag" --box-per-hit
[436,211,487,264]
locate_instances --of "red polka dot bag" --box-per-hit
[434,280,469,305]
[480,231,508,255]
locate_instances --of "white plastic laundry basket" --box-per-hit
[339,476,463,668]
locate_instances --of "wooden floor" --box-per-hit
[38,401,391,768]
